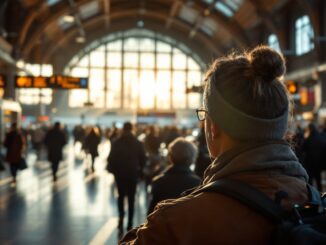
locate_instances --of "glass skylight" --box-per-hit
[202,0,214,3]
[268,34,281,52]
[202,0,243,17]
[215,2,234,17]
[47,0,61,7]
[179,5,199,24]
[200,18,218,36]
[79,1,99,20]
[295,15,315,55]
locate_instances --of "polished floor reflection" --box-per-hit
[0,141,147,245]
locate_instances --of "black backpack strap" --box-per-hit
[194,179,284,223]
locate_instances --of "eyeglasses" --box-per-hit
[196,108,207,121]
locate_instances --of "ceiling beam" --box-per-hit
[188,0,217,38]
[165,0,183,29]
[164,0,250,49]
[67,0,85,38]
[39,10,222,65]
[248,0,279,33]
[192,1,251,48]
[102,0,110,28]
[247,0,286,48]
[18,0,91,58]
[23,4,225,60]
[17,2,48,51]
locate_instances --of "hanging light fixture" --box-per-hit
[62,15,75,23]
[76,36,85,43]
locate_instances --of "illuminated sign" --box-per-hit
[48,75,88,89]
[16,76,34,88]
[15,75,88,89]
[286,80,298,94]
[0,75,6,88]
[37,116,49,122]
[34,77,47,88]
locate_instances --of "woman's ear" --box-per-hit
[206,116,221,142]
[205,116,222,159]
[210,121,221,140]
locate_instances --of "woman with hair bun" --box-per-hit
[120,46,310,244]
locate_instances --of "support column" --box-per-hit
[3,65,16,100]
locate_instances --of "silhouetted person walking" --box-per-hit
[84,127,101,172]
[143,125,162,189]
[293,124,305,163]
[44,122,67,182]
[107,122,146,234]
[302,123,325,191]
[4,123,25,185]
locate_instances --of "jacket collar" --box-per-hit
[165,164,192,175]
[203,140,308,185]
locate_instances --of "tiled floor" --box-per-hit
[0,140,147,245]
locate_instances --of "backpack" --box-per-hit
[196,179,326,245]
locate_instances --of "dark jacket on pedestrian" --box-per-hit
[120,142,309,245]
[144,134,161,155]
[302,126,325,170]
[44,127,67,163]
[107,132,146,181]
[4,130,25,164]
[148,164,200,214]
[84,129,101,157]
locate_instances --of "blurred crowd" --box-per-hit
[3,118,326,236]
[292,122,326,192]
[0,120,211,234]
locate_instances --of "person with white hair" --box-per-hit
[148,137,200,214]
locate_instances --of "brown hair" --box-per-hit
[205,45,289,120]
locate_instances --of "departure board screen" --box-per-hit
[15,75,88,89]
[16,76,37,88]
[48,76,88,89]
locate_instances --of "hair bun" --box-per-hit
[250,46,286,83]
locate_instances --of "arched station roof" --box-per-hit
[1,0,301,66]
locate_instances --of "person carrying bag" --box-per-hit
[4,123,26,185]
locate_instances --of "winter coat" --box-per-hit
[120,141,309,245]
[148,164,200,214]
[302,130,326,171]
[84,132,101,157]
[107,132,146,181]
[4,131,25,164]
[144,134,161,154]
[44,128,67,163]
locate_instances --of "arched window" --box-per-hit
[295,15,315,55]
[66,29,204,110]
[268,34,281,52]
